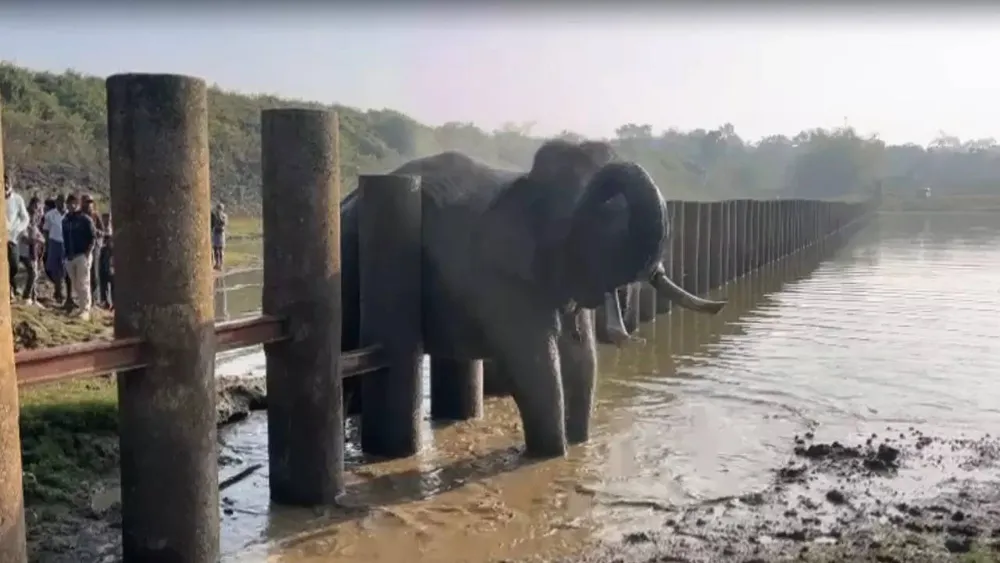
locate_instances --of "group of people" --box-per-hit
[5,173,112,322]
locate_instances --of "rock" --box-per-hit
[944,536,973,553]
[89,485,121,518]
[215,375,267,425]
[826,489,847,505]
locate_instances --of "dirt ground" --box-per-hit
[10,276,114,352]
[548,426,1000,563]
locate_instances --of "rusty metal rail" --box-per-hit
[15,315,386,388]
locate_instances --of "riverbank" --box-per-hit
[11,266,265,561]
[552,427,1000,563]
[20,374,268,562]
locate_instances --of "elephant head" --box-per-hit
[487,139,669,311]
[499,139,725,320]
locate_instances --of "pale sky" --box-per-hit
[2,5,1000,146]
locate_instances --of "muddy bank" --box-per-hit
[25,374,268,563]
[551,426,1000,563]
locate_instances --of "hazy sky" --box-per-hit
[2,6,999,146]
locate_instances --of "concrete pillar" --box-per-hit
[359,175,424,458]
[482,359,511,397]
[261,108,345,505]
[750,201,763,270]
[732,200,747,278]
[659,201,681,315]
[681,202,700,294]
[431,358,484,420]
[107,73,218,563]
[724,201,736,283]
[708,203,724,289]
[762,201,774,265]
[697,204,712,294]
[638,282,656,323]
[0,96,27,563]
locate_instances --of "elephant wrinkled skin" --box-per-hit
[341,139,724,458]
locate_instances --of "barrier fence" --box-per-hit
[0,73,874,563]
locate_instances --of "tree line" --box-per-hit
[2,62,997,213]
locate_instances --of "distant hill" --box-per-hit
[3,62,997,213]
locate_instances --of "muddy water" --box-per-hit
[209,213,1000,563]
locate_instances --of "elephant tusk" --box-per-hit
[649,266,727,315]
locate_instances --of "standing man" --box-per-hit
[81,195,104,301]
[4,170,29,301]
[61,194,97,321]
[211,202,228,271]
[97,213,113,309]
[42,196,67,303]
[55,193,73,309]
[17,197,44,306]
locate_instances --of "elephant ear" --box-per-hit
[476,139,610,298]
[476,174,549,286]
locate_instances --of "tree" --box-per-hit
[3,61,999,210]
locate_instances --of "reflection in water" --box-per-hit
[210,212,1000,563]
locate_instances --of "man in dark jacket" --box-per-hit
[61,194,97,320]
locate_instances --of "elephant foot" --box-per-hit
[522,440,568,459]
[521,424,568,459]
[566,421,590,445]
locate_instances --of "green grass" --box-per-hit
[11,288,120,509]
[227,215,262,239]
[963,548,1000,563]
[222,247,262,271]
[19,379,119,506]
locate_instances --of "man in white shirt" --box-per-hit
[4,171,29,300]
[42,196,67,304]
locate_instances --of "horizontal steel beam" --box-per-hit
[15,315,385,388]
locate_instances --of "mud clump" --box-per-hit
[549,426,1000,563]
[789,435,901,477]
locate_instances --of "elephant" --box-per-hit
[340,139,727,458]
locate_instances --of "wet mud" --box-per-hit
[553,426,1000,563]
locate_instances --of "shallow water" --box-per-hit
[209,212,1000,563]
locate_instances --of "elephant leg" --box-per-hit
[558,308,597,445]
[485,309,567,458]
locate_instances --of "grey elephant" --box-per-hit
[341,139,725,457]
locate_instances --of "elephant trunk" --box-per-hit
[649,263,726,315]
[567,162,669,307]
